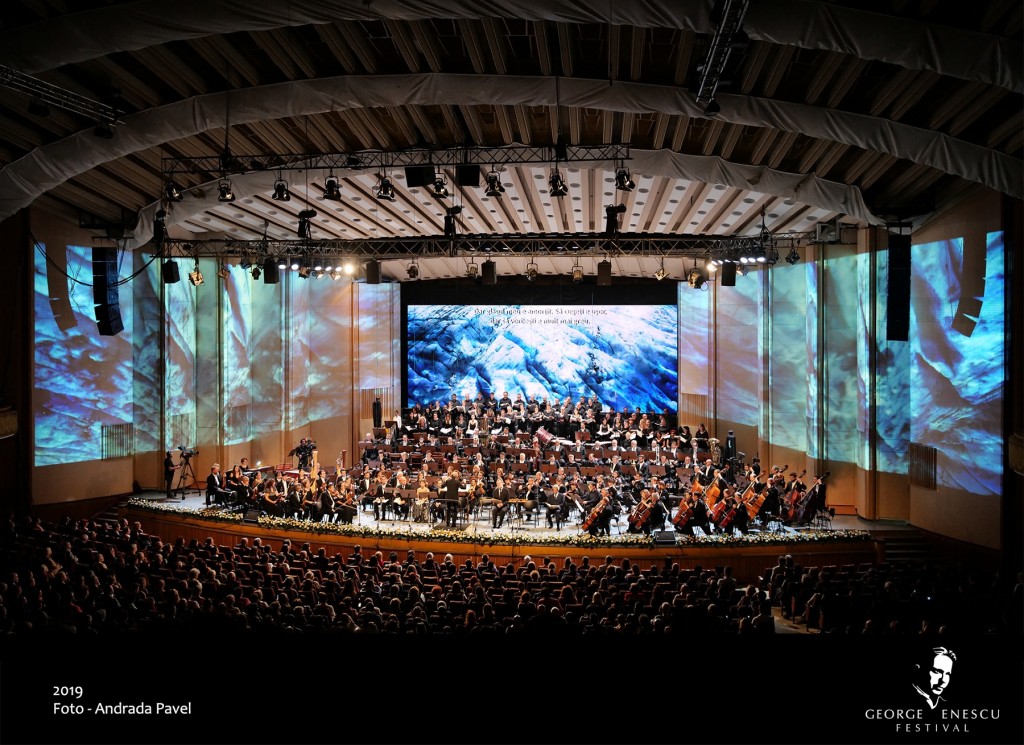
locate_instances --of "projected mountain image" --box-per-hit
[408,305,678,412]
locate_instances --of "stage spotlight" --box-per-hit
[484,171,505,198]
[297,259,312,279]
[466,261,478,278]
[765,247,779,265]
[343,260,356,274]
[407,261,420,279]
[188,263,204,286]
[687,266,706,289]
[329,269,342,281]
[323,173,341,201]
[526,261,539,281]
[217,263,230,280]
[548,169,568,198]
[297,209,317,239]
[572,263,584,283]
[313,261,324,272]
[654,260,668,281]
[375,176,396,202]
[430,174,449,199]
[272,178,291,201]
[706,261,718,272]
[217,179,235,203]
[251,265,261,280]
[786,247,801,265]
[615,168,635,192]
[164,180,183,202]
[290,257,300,271]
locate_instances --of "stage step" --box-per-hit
[871,528,943,566]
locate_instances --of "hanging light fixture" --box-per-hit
[484,170,505,198]
[786,247,801,265]
[297,209,317,239]
[407,261,420,279]
[217,179,235,203]
[272,177,291,201]
[571,261,584,283]
[654,257,667,281]
[164,180,183,202]
[466,260,478,278]
[526,261,539,281]
[375,174,396,202]
[615,167,635,192]
[323,173,341,201]
[188,261,204,286]
[430,173,449,199]
[548,169,568,198]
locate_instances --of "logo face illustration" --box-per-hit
[913,646,956,710]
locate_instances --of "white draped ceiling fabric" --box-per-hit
[0,74,1018,233]
[0,0,1019,249]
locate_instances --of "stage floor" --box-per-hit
[138,489,881,540]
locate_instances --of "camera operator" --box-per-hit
[290,438,317,472]
[164,450,179,500]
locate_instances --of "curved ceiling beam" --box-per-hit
[1,74,1018,222]
[1,0,1018,92]
[126,148,877,249]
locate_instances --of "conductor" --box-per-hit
[443,468,463,527]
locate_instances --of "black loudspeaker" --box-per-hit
[653,530,676,545]
[262,258,280,285]
[242,509,261,524]
[365,260,381,285]
[161,260,180,284]
[455,164,480,187]
[94,303,124,336]
[481,259,496,285]
[404,165,435,188]
[597,260,612,286]
[887,234,911,342]
[720,262,737,286]
[92,246,118,304]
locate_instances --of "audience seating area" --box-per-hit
[0,513,1019,635]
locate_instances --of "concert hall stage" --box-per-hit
[123,495,880,583]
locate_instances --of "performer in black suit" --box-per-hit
[372,395,383,429]
[443,469,463,527]
[206,463,232,506]
[491,478,513,529]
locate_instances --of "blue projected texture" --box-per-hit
[407,305,678,412]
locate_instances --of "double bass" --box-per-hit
[783,469,807,522]
[796,471,829,525]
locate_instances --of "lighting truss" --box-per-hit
[162,144,631,180]
[0,63,124,125]
[695,0,750,107]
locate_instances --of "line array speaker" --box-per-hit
[92,246,122,336]
[481,259,496,285]
[404,165,435,188]
[365,259,381,285]
[597,260,612,286]
[262,258,280,285]
[719,261,737,286]
[886,234,911,342]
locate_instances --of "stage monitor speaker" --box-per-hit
[597,260,612,286]
[242,509,261,524]
[404,165,435,188]
[653,530,676,545]
[481,259,496,285]
[887,234,911,341]
[720,262,737,286]
[262,258,280,285]
[94,303,124,336]
[365,259,381,285]
[455,164,480,187]
[161,260,180,284]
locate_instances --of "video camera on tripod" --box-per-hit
[178,445,199,460]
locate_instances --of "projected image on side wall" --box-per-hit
[911,231,1004,496]
[407,305,678,412]
[34,245,134,467]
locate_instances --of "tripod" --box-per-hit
[174,456,198,498]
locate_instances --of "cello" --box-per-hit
[581,494,609,533]
[672,484,698,528]
[628,489,655,531]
